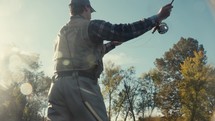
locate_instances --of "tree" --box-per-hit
[137,70,160,119]
[154,37,205,120]
[206,68,215,118]
[179,51,215,121]
[120,67,138,121]
[100,61,123,121]
[101,66,139,121]
[0,84,27,121]
[155,37,205,81]
[22,70,52,121]
[0,46,51,121]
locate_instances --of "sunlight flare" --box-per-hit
[20,82,33,95]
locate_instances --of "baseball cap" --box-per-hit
[70,0,96,12]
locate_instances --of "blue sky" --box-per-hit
[0,0,215,77]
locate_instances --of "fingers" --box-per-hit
[163,4,173,12]
[157,4,173,22]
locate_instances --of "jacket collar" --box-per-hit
[70,15,85,20]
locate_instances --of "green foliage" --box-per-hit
[117,67,138,121]
[101,61,123,96]
[154,37,206,120]
[137,70,160,118]
[99,37,215,121]
[101,63,140,121]
[179,51,214,121]
[155,37,205,81]
[100,61,123,121]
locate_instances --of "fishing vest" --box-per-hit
[53,16,104,76]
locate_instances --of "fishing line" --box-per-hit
[129,0,174,49]
[129,35,155,48]
[131,0,175,48]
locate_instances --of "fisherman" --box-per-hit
[48,0,173,121]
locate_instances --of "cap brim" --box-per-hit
[90,6,96,13]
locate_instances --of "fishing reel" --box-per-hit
[152,22,169,34]
[157,22,169,34]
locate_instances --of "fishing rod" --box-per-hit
[170,0,174,5]
[152,0,174,34]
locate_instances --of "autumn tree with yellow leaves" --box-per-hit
[179,51,215,121]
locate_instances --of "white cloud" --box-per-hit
[103,53,137,66]
[0,0,23,17]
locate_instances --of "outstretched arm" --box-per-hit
[88,3,173,43]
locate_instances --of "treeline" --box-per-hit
[0,37,214,121]
[100,37,215,121]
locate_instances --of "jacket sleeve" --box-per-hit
[88,15,159,43]
[102,42,116,56]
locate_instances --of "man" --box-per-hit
[48,0,173,121]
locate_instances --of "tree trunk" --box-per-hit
[130,105,136,121]
[108,92,112,121]
[115,111,120,121]
[124,110,129,121]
